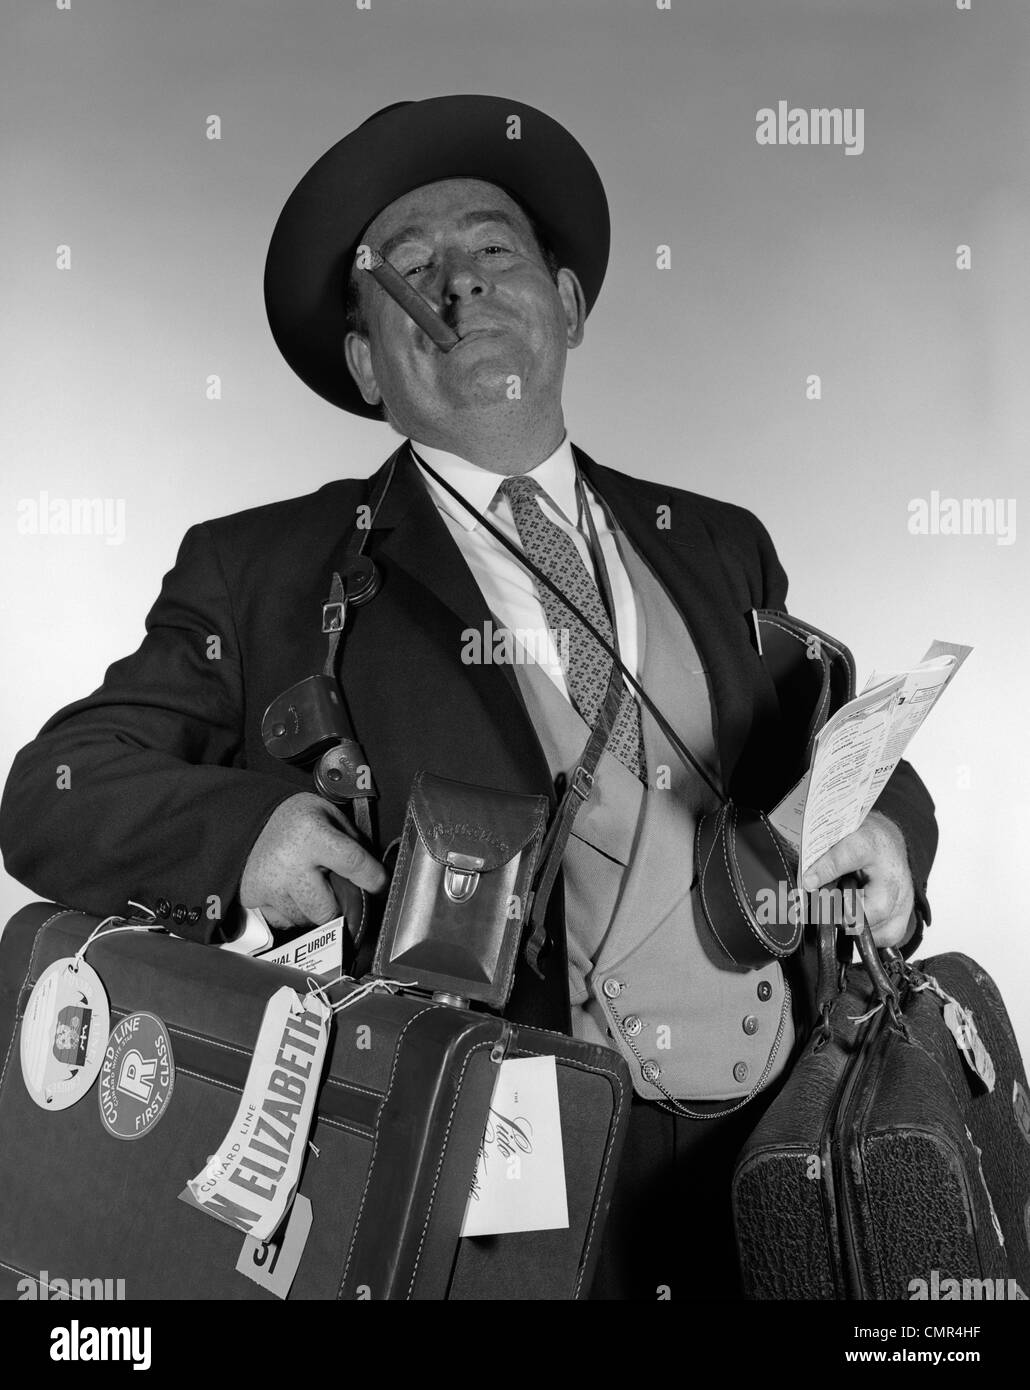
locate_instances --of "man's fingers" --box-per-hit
[288,874,345,928]
[319,824,388,893]
[260,905,297,930]
[868,913,910,949]
[803,830,872,890]
[851,878,891,928]
[800,812,914,952]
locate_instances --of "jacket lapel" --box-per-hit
[342,447,555,815]
[369,447,495,639]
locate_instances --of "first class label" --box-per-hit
[98,1011,175,1140]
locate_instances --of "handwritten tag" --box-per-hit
[459,1055,569,1238]
[943,999,996,1093]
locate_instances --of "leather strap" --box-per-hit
[520,462,633,969]
[318,458,399,843]
[524,665,624,974]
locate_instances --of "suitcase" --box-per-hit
[0,903,631,1300]
[732,945,1030,1300]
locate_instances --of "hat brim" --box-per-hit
[263,95,610,417]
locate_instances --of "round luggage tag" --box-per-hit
[20,956,110,1110]
[98,1011,175,1140]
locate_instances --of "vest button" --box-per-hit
[742,1015,759,1036]
[622,1014,643,1037]
[641,1060,661,1084]
[602,979,624,999]
[733,1061,750,1084]
[757,981,772,1001]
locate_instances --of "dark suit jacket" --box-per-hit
[0,443,937,1030]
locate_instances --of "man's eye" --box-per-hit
[402,263,430,278]
[478,244,511,256]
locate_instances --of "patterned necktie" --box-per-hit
[499,475,646,782]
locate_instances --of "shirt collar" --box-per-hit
[409,433,579,532]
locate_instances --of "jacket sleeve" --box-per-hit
[0,522,299,941]
[752,510,938,953]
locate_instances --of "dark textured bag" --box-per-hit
[0,904,631,1301]
[732,933,1030,1300]
[372,771,548,1008]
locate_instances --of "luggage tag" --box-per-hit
[459,1054,569,1239]
[20,956,109,1110]
[942,998,996,1093]
[180,985,330,1241]
[236,1193,313,1299]
[98,1011,176,1140]
[18,909,161,1111]
[910,971,996,1092]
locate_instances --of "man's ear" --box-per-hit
[556,267,587,349]
[344,331,383,407]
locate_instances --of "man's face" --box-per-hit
[344,178,584,437]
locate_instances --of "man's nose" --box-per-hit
[432,248,488,307]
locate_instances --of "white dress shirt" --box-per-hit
[409,434,640,703]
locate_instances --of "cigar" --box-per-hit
[360,248,460,351]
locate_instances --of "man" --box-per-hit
[0,95,936,1298]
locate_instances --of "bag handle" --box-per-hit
[811,908,905,1050]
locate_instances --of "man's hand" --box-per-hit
[239,792,388,928]
[802,810,915,948]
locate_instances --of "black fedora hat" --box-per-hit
[263,94,610,417]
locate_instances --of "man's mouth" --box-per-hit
[453,325,505,344]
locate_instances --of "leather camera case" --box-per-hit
[372,771,549,1009]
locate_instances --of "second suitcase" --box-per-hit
[732,946,1030,1300]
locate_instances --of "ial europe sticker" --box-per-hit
[20,956,110,1110]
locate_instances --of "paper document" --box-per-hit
[459,1055,569,1238]
[769,639,971,883]
[220,908,274,955]
[256,916,345,979]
